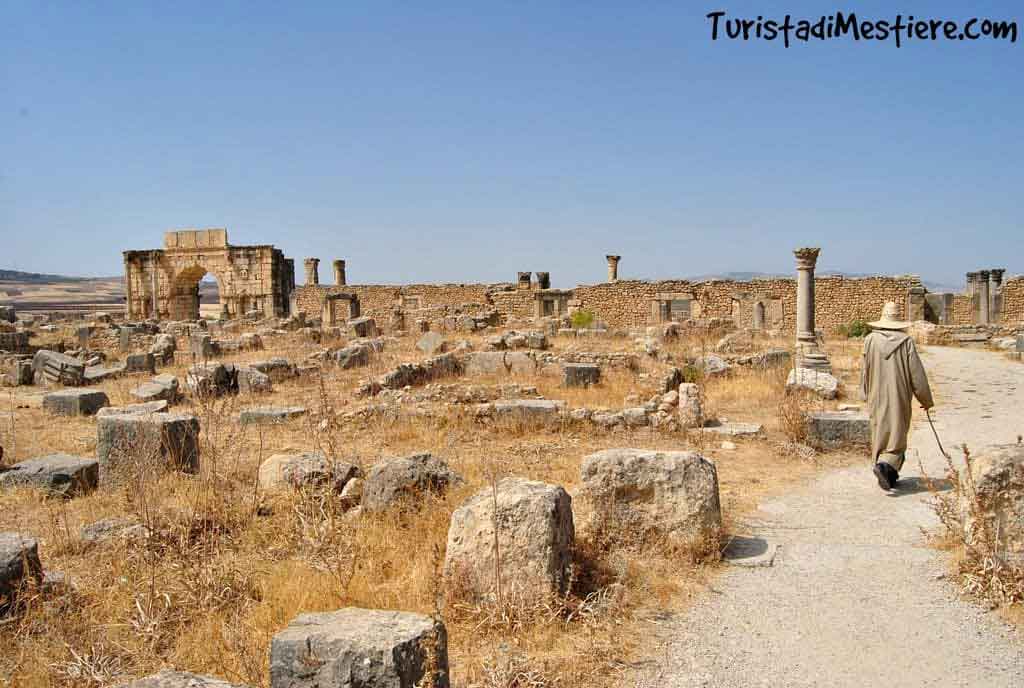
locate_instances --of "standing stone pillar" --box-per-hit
[303,258,320,286]
[606,255,621,282]
[517,272,532,290]
[906,286,927,322]
[977,270,991,325]
[793,247,830,372]
[333,259,347,286]
[535,272,551,289]
[990,268,1005,324]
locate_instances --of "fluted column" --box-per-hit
[606,255,621,282]
[990,268,1005,323]
[333,259,346,286]
[303,258,320,286]
[978,269,991,325]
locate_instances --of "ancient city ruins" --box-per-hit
[2,228,1023,687]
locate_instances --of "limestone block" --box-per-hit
[132,373,181,403]
[334,344,370,369]
[258,452,360,492]
[678,383,701,428]
[121,670,252,688]
[0,454,98,498]
[962,443,1024,566]
[189,333,214,358]
[32,350,85,386]
[581,449,722,549]
[562,363,600,388]
[124,352,156,374]
[361,453,462,513]
[239,406,306,425]
[97,401,169,417]
[237,366,273,394]
[416,332,448,355]
[0,532,43,611]
[42,388,109,416]
[465,351,537,376]
[186,363,238,397]
[348,316,378,338]
[806,411,870,448]
[786,367,839,400]
[444,477,574,602]
[97,412,200,474]
[249,358,296,382]
[489,399,565,423]
[693,355,732,378]
[270,608,449,688]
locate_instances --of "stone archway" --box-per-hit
[123,229,295,321]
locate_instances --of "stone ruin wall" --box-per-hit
[998,276,1024,324]
[292,273,928,334]
[950,294,975,326]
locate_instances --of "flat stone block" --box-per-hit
[239,406,307,425]
[42,388,110,416]
[703,421,763,437]
[0,453,98,498]
[0,532,43,611]
[807,411,870,448]
[270,607,449,688]
[562,363,600,387]
[97,400,169,417]
[121,670,252,687]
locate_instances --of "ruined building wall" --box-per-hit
[488,289,538,320]
[950,294,975,326]
[293,283,501,321]
[998,276,1024,323]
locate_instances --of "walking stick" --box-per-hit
[924,407,952,461]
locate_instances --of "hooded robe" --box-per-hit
[859,329,934,470]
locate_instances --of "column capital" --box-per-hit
[978,269,991,281]
[605,255,621,263]
[793,247,821,270]
[990,268,1006,281]
[965,271,980,283]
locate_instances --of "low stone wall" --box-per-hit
[1000,276,1024,324]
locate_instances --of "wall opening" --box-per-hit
[170,266,221,321]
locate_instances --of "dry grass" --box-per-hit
[0,324,868,687]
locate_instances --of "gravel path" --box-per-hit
[645,346,1024,687]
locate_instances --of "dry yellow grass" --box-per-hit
[0,324,868,687]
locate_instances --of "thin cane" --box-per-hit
[925,408,951,461]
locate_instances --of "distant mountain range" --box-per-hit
[0,269,121,283]
[683,271,962,294]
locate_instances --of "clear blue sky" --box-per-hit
[3,1,1021,287]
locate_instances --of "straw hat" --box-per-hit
[869,301,910,330]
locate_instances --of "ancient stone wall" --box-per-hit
[489,289,537,321]
[293,283,504,321]
[951,294,975,326]
[999,277,1024,324]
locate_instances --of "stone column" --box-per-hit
[517,272,532,290]
[606,255,621,282]
[333,259,347,286]
[535,272,550,289]
[990,268,1005,323]
[977,270,991,325]
[793,247,830,372]
[303,258,320,286]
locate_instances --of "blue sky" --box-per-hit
[2,1,1021,287]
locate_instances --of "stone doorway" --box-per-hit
[169,265,224,321]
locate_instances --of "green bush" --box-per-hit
[838,319,871,338]
[570,309,595,329]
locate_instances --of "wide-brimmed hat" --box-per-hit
[869,301,910,330]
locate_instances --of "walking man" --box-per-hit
[861,302,934,490]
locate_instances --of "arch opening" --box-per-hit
[169,266,222,321]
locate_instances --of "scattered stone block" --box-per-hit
[270,607,449,688]
[132,373,181,403]
[348,316,378,338]
[0,454,99,498]
[562,363,600,388]
[32,350,85,386]
[445,477,574,602]
[678,383,701,428]
[189,333,214,358]
[0,331,30,353]
[4,359,33,386]
[240,406,307,425]
[703,421,763,437]
[334,344,370,369]
[97,412,200,474]
[807,411,870,448]
[416,331,448,355]
[249,358,296,382]
[124,352,156,374]
[786,367,839,400]
[42,388,109,416]
[580,449,722,551]
[1,532,43,611]
[79,517,150,546]
[258,452,360,492]
[149,333,176,363]
[693,355,731,377]
[362,453,462,513]
[961,443,1024,566]
[237,366,273,394]
[737,349,791,368]
[465,351,537,376]
[489,399,565,423]
[186,363,238,397]
[122,670,253,687]
[97,400,169,417]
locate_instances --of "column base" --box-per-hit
[796,347,832,374]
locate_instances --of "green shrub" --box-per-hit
[570,309,595,329]
[839,319,871,338]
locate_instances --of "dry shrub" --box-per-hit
[927,444,1024,608]
[776,389,813,444]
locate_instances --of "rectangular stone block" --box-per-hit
[42,388,110,416]
[124,352,156,374]
[270,608,449,688]
[562,363,600,387]
[0,454,99,498]
[97,412,200,474]
[348,316,378,338]
[32,350,85,386]
[807,411,870,448]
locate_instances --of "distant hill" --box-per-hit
[0,269,121,283]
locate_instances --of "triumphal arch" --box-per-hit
[123,229,295,320]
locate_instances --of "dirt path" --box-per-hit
[646,346,1024,687]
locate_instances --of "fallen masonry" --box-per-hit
[239,406,307,425]
[42,388,110,416]
[258,452,360,493]
[0,454,99,498]
[786,367,839,400]
[32,350,85,386]
[122,670,252,688]
[806,411,870,449]
[97,412,200,475]
[361,453,462,513]
[562,362,601,387]
[0,532,43,612]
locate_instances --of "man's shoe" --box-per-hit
[873,463,893,491]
